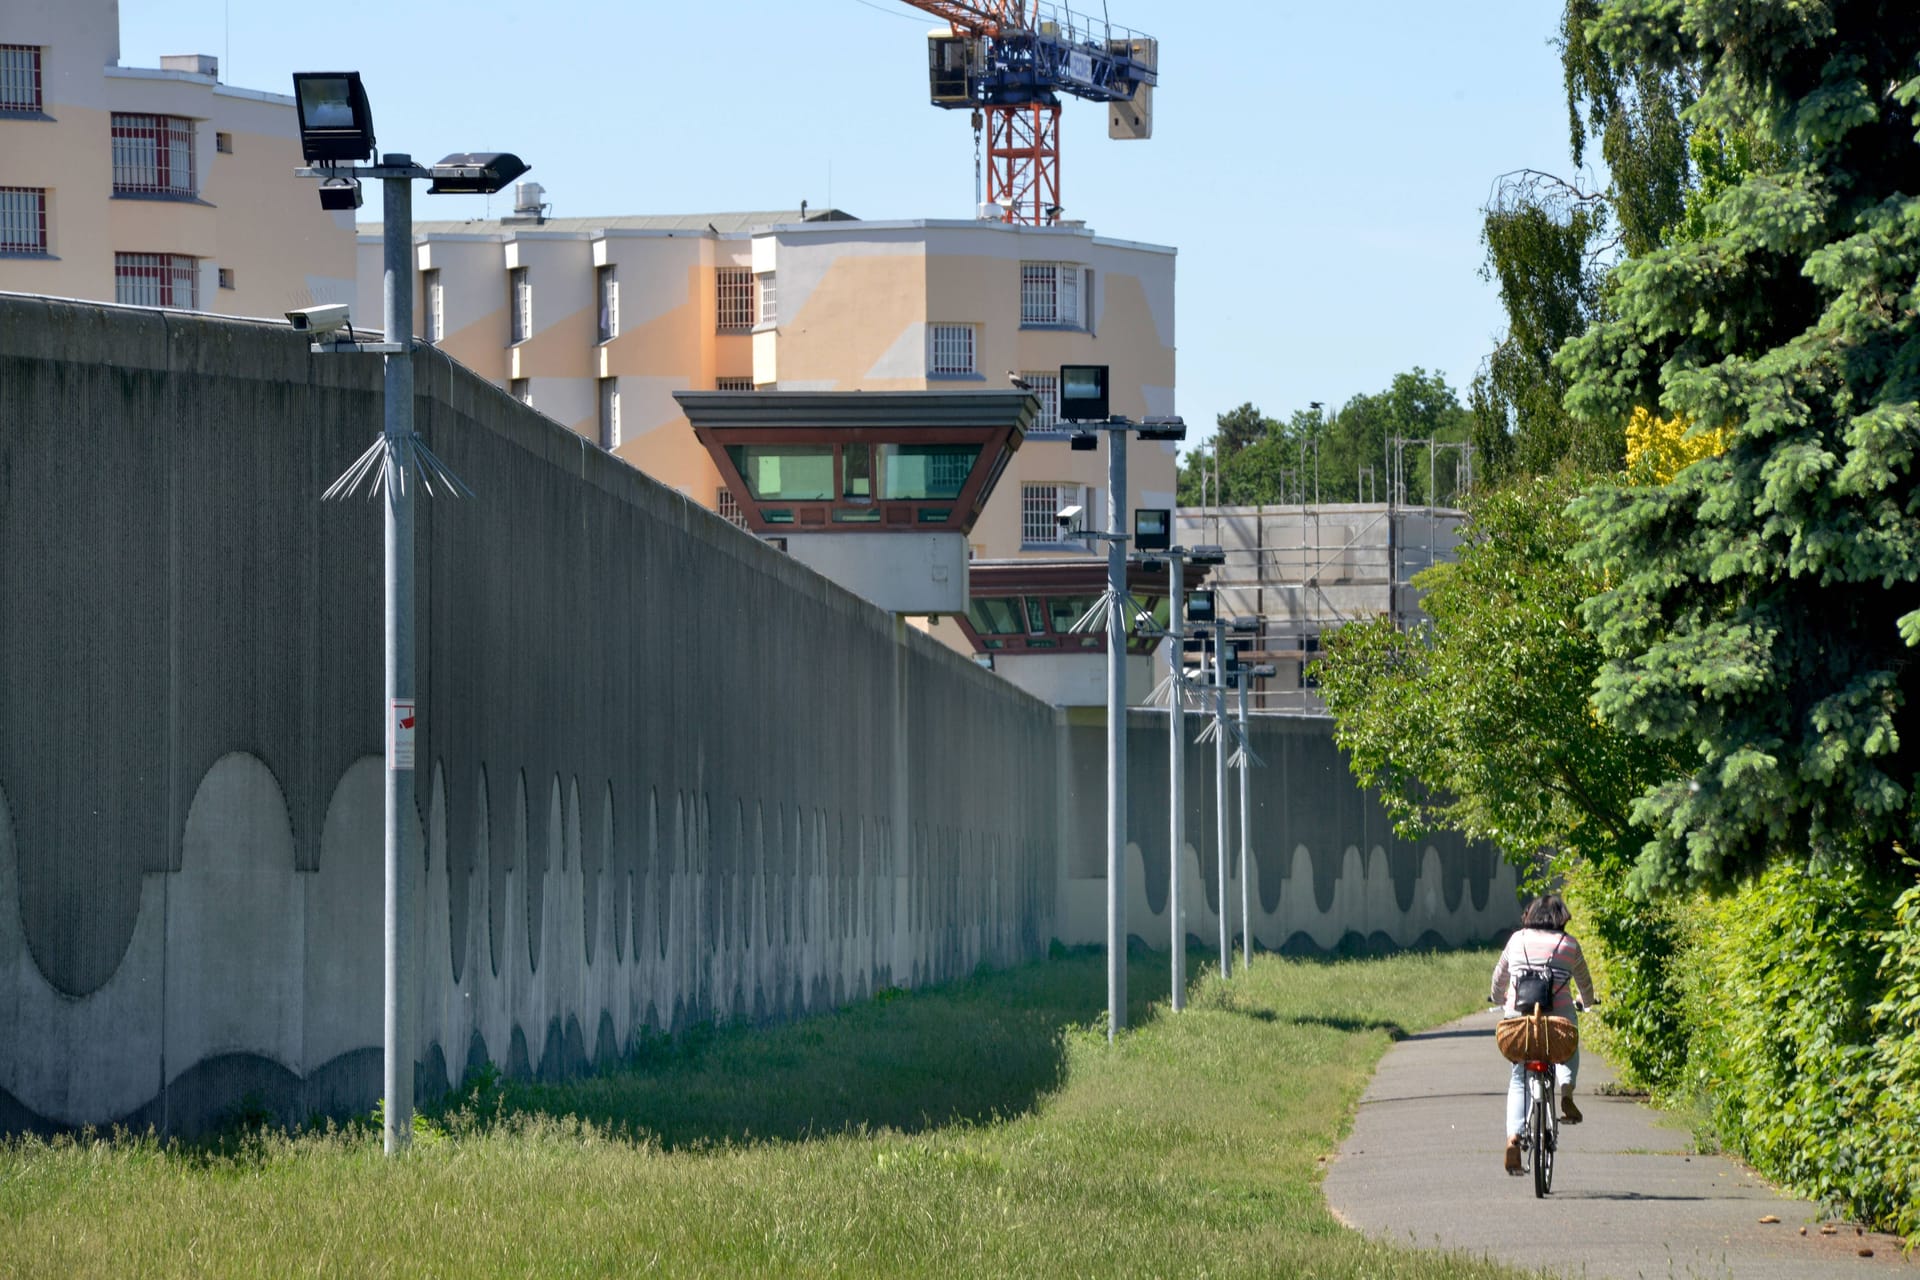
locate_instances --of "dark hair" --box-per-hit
[1521,893,1571,931]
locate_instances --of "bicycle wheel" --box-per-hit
[1531,1078,1554,1197]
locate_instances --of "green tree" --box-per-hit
[1181,371,1473,508]
[1471,0,1699,483]
[1559,0,1920,892]
[1317,473,1688,1081]
[1318,473,1675,870]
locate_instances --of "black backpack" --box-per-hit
[1512,947,1563,1016]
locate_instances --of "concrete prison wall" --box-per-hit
[1054,713,1518,951]
[0,296,1056,1135]
[0,296,1516,1137]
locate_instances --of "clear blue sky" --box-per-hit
[119,1,1581,453]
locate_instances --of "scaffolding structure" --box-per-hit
[1175,501,1466,714]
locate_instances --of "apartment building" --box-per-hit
[358,199,1178,564]
[0,2,354,317]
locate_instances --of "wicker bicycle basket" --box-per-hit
[1495,1010,1579,1064]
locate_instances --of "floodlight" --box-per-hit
[292,72,375,163]
[1188,544,1226,567]
[1069,432,1098,452]
[1134,506,1171,550]
[1137,416,1186,442]
[317,177,362,211]
[1228,617,1259,634]
[1185,590,1215,625]
[428,152,531,195]
[1060,364,1110,422]
[1251,664,1277,678]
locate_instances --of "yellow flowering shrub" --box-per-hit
[1623,407,1729,484]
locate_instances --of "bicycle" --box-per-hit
[1508,998,1595,1198]
[1517,1053,1558,1197]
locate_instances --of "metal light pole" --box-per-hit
[1104,424,1128,1039]
[1212,626,1230,978]
[1226,660,1274,976]
[380,169,416,1155]
[293,77,523,1152]
[1165,550,1186,1011]
[1236,670,1252,973]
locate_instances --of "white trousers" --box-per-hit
[1507,1050,1579,1137]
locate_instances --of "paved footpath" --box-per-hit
[1324,1013,1916,1279]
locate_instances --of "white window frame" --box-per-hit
[0,186,47,253]
[0,45,43,112]
[114,252,197,309]
[716,268,754,333]
[509,266,530,344]
[110,113,196,196]
[756,272,777,329]
[598,377,621,449]
[596,264,618,343]
[422,268,443,342]
[1019,371,1061,434]
[1021,482,1095,549]
[929,323,976,376]
[1019,261,1090,329]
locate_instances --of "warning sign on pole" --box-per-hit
[390,699,417,771]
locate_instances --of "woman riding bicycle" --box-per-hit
[1489,892,1596,1175]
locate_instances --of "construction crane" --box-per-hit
[902,0,1159,225]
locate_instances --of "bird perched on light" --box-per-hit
[1008,372,1034,391]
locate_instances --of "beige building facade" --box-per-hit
[359,207,1178,564]
[0,1,354,318]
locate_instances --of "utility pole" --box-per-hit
[1212,623,1230,978]
[1166,550,1187,1011]
[1105,425,1128,1038]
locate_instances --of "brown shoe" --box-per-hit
[1504,1138,1523,1175]
[1561,1091,1583,1125]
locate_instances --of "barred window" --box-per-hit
[1019,372,1061,433]
[0,187,47,252]
[1020,261,1088,328]
[111,114,196,196]
[756,272,777,327]
[114,252,197,309]
[422,269,443,342]
[716,487,747,529]
[509,267,530,343]
[0,45,42,112]
[930,324,975,376]
[598,377,621,449]
[596,265,618,343]
[716,377,754,391]
[1021,482,1092,548]
[716,268,754,332]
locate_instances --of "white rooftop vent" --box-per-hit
[160,54,218,79]
[512,182,545,216]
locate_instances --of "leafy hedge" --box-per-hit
[1570,861,1920,1236]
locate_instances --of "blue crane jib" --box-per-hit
[927,4,1158,109]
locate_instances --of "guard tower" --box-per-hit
[677,389,1033,615]
[951,557,1211,706]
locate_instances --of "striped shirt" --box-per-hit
[1490,928,1596,1020]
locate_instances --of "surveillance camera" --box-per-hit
[286,302,351,335]
[1056,503,1084,526]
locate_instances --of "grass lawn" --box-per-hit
[0,947,1533,1278]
